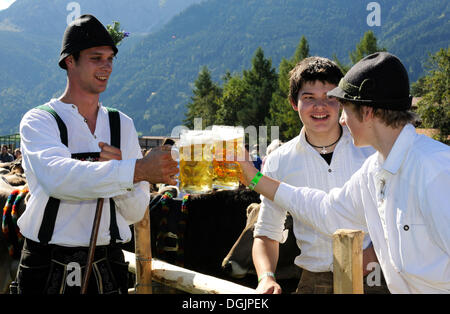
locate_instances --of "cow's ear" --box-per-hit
[246,203,260,217]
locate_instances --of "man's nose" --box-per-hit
[313,99,327,107]
[100,59,113,70]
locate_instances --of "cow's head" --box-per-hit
[221,203,301,280]
[221,203,260,278]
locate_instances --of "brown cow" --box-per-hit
[148,186,261,283]
[222,203,302,281]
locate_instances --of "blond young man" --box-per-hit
[242,52,450,293]
[253,57,379,294]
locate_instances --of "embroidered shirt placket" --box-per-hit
[375,170,389,240]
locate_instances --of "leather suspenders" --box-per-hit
[35,105,122,245]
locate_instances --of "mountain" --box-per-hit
[103,0,450,135]
[0,0,448,136]
[0,0,203,133]
[0,0,204,35]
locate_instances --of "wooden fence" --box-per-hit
[127,205,364,294]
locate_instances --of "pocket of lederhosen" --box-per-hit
[16,248,52,294]
[47,246,125,294]
[105,246,129,294]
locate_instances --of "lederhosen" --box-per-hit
[12,105,129,294]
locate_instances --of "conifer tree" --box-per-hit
[184,66,222,129]
[414,47,450,143]
[215,73,247,126]
[237,47,278,128]
[267,36,310,141]
[349,30,386,64]
[334,30,386,74]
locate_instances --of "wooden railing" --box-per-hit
[128,205,256,294]
[124,251,256,294]
[129,205,363,294]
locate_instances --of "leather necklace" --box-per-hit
[305,126,343,154]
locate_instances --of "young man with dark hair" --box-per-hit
[241,52,450,293]
[252,57,379,294]
[16,15,178,294]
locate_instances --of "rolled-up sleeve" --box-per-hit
[253,154,288,242]
[254,195,288,242]
[273,171,367,237]
[112,120,150,225]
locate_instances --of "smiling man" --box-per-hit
[241,52,450,294]
[15,14,178,294]
[252,57,382,294]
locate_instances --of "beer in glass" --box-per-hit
[212,125,244,190]
[179,130,214,194]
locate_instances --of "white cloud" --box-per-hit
[0,0,16,11]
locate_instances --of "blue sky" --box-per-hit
[0,0,15,10]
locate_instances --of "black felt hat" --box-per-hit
[327,52,412,110]
[58,14,118,69]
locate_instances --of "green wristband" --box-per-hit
[258,272,275,283]
[248,171,263,190]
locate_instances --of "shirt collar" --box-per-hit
[380,124,417,174]
[296,125,353,152]
[50,98,103,111]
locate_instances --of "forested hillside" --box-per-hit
[0,0,448,136]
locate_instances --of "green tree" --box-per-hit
[216,74,247,125]
[267,36,310,141]
[237,47,278,128]
[332,53,351,74]
[184,66,222,129]
[414,47,450,143]
[334,30,386,74]
[349,30,386,64]
[293,35,310,64]
[411,76,428,97]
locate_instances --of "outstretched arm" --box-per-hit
[252,236,282,294]
[239,158,280,202]
[238,150,367,237]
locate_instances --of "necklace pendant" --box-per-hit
[320,147,327,154]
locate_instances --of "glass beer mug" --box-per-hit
[211,125,244,190]
[179,130,214,194]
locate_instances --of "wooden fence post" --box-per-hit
[333,229,364,294]
[133,206,152,294]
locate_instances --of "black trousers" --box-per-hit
[12,238,129,294]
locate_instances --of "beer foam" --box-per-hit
[179,130,214,146]
[212,125,244,141]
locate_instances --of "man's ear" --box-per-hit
[65,55,75,70]
[362,106,374,122]
[290,99,298,111]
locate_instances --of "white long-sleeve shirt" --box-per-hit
[274,124,450,293]
[18,99,150,247]
[254,126,374,272]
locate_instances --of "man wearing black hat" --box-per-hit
[237,52,450,293]
[16,15,178,294]
[251,57,381,295]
